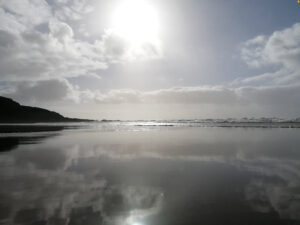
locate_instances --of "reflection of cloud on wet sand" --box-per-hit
[0,167,163,225]
[246,177,300,221]
[1,127,300,224]
[68,128,300,222]
[0,137,163,224]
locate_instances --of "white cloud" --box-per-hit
[240,23,300,85]
[0,1,162,84]
[49,19,74,41]
[54,0,95,21]
[241,35,268,68]
[0,0,51,32]
[86,85,300,109]
[0,8,26,33]
[241,23,300,70]
[0,21,107,81]
[102,29,163,63]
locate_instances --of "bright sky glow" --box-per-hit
[111,0,160,44]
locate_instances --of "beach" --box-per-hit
[0,122,300,224]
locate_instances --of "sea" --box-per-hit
[1,120,300,225]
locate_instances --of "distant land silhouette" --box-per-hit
[0,96,93,123]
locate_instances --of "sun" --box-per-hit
[111,0,160,44]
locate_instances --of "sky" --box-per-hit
[0,0,300,120]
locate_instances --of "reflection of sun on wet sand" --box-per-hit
[1,126,300,224]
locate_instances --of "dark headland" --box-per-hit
[0,96,93,123]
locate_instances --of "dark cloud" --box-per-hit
[5,79,76,103]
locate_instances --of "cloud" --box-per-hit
[0,1,162,84]
[241,35,268,68]
[49,19,74,41]
[62,84,298,118]
[0,0,51,33]
[3,79,80,103]
[238,85,300,107]
[54,0,95,21]
[3,82,300,117]
[0,23,107,81]
[88,86,239,104]
[240,23,300,85]
[143,87,239,104]
[102,29,163,63]
[241,23,300,70]
[2,79,300,118]
[88,85,300,109]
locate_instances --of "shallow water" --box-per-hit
[1,123,300,225]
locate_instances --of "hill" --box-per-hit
[0,96,92,123]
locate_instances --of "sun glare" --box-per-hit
[111,0,160,44]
